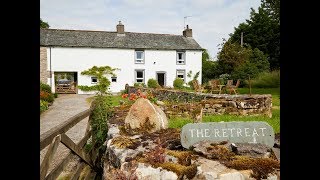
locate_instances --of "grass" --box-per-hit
[169,88,280,133]
[169,109,280,134]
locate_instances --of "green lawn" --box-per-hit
[169,88,280,133]
[169,109,280,133]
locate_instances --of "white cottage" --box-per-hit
[40,22,203,94]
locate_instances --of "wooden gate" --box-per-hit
[40,108,100,180]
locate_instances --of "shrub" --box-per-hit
[40,100,48,113]
[147,79,160,88]
[173,78,184,89]
[40,82,52,93]
[134,82,146,88]
[53,93,58,98]
[248,70,280,88]
[90,95,112,150]
[40,91,54,103]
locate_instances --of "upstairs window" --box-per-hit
[176,69,185,82]
[135,69,145,83]
[135,50,144,64]
[176,51,185,65]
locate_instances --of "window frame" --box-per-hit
[135,50,145,64]
[134,69,145,83]
[176,69,186,83]
[176,51,186,65]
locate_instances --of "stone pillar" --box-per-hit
[40,47,49,84]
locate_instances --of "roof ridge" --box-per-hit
[40,28,181,36]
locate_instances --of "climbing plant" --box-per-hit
[78,66,118,150]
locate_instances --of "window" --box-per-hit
[111,77,117,82]
[176,51,185,64]
[135,70,145,83]
[91,77,98,84]
[176,70,185,82]
[135,50,144,64]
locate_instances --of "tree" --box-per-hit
[228,1,280,70]
[201,49,221,83]
[217,40,251,74]
[40,18,50,28]
[231,48,269,82]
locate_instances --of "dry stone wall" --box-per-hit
[127,87,272,118]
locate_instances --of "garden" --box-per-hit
[40,82,58,114]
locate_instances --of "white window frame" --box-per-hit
[91,77,98,84]
[135,50,145,64]
[135,69,145,83]
[176,51,186,65]
[176,69,186,83]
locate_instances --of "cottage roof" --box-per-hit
[40,28,203,50]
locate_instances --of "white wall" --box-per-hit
[48,47,202,94]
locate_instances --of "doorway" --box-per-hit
[54,72,78,94]
[156,72,166,87]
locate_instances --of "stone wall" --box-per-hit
[40,47,49,83]
[127,86,272,118]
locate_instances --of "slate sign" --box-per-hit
[180,121,274,148]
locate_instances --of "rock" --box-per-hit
[218,171,247,180]
[124,98,168,133]
[135,163,178,180]
[107,139,145,168]
[156,100,165,106]
[107,124,120,140]
[192,157,227,179]
[231,143,271,158]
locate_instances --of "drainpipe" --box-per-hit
[49,47,52,88]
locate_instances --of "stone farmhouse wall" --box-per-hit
[40,47,49,83]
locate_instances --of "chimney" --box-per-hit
[116,21,124,35]
[183,25,192,37]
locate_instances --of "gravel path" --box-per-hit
[40,94,94,177]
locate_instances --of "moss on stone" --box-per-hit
[225,156,280,180]
[111,136,140,149]
[155,162,197,179]
[166,150,194,166]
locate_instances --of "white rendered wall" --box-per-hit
[47,47,202,94]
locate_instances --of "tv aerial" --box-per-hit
[184,16,192,29]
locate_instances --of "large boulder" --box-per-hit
[125,98,168,134]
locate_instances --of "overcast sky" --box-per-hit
[40,0,261,59]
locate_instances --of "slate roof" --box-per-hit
[40,28,203,50]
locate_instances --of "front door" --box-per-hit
[156,72,166,87]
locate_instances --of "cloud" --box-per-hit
[40,0,261,58]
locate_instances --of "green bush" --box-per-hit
[134,82,146,88]
[147,79,160,88]
[53,93,58,98]
[40,82,52,93]
[90,95,112,149]
[173,78,184,89]
[248,70,280,88]
[40,100,48,113]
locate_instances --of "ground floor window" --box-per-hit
[91,77,98,84]
[111,77,117,82]
[176,69,185,82]
[135,69,145,83]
